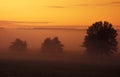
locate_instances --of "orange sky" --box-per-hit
[0,0,120,28]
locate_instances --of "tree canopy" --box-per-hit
[83,21,118,55]
[41,37,64,53]
[9,39,27,51]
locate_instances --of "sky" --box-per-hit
[0,0,120,28]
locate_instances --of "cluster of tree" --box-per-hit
[41,37,64,53]
[9,21,118,56]
[9,37,64,53]
[9,39,27,51]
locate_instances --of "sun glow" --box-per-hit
[0,0,120,28]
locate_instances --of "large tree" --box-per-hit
[9,39,27,51]
[41,37,64,53]
[83,21,118,55]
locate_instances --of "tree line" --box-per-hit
[9,21,118,56]
[9,37,64,53]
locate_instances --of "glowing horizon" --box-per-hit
[0,0,120,28]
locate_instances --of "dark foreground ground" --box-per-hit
[0,52,120,77]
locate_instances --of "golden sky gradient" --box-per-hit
[0,0,120,27]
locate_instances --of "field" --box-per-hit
[0,51,120,77]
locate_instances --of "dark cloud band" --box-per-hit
[75,1,120,7]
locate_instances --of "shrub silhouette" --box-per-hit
[9,39,27,51]
[83,21,118,55]
[41,37,64,53]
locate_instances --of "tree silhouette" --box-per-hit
[41,38,52,52]
[9,39,27,51]
[83,21,118,55]
[41,37,64,53]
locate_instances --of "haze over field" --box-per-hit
[0,28,120,57]
[0,28,120,77]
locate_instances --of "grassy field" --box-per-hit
[0,51,120,77]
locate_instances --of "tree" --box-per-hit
[9,39,27,51]
[52,37,64,52]
[41,37,64,53]
[41,38,52,52]
[83,21,118,55]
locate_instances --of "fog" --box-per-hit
[0,28,120,61]
[0,28,120,77]
[0,28,86,51]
